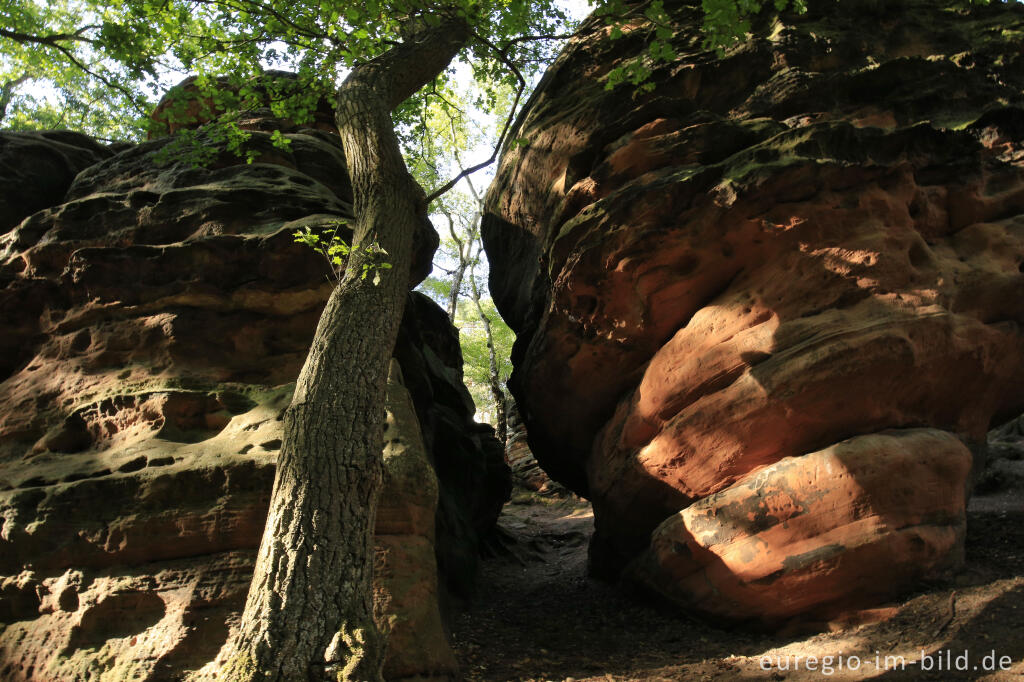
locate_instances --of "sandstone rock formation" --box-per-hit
[505,401,565,495]
[483,0,1024,625]
[0,131,112,236]
[0,103,506,678]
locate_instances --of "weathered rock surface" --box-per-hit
[483,0,1024,624]
[505,401,565,495]
[374,360,457,679]
[0,131,113,236]
[0,109,506,678]
[629,429,972,624]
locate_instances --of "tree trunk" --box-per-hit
[222,16,469,682]
[444,213,468,322]
[0,73,30,123]
[469,256,508,445]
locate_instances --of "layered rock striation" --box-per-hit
[483,0,1024,625]
[0,102,506,679]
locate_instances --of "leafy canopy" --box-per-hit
[2,0,883,143]
[3,0,573,152]
[10,0,1003,141]
[0,0,158,137]
[457,294,514,419]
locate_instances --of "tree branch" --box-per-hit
[498,31,577,53]
[50,42,149,117]
[188,0,328,42]
[424,30,527,205]
[0,26,98,47]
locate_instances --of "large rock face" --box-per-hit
[0,110,507,678]
[483,0,1024,625]
[0,131,113,236]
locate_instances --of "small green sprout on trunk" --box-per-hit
[294,222,392,286]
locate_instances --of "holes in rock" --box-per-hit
[117,456,147,473]
[0,578,41,622]
[70,329,92,353]
[58,585,80,612]
[147,456,175,467]
[128,190,161,209]
[216,390,257,415]
[259,439,282,450]
[42,413,92,454]
[67,591,165,652]
[157,393,235,443]
[833,288,872,310]
[238,444,254,454]
[564,146,600,191]
[58,390,243,452]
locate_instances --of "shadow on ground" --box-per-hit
[451,491,1024,681]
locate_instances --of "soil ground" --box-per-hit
[450,480,1024,681]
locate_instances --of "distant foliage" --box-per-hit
[456,295,514,421]
[0,0,158,139]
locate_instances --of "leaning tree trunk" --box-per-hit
[222,16,469,682]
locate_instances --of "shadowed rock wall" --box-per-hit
[483,0,1024,625]
[0,108,507,679]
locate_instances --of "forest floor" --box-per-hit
[450,473,1024,681]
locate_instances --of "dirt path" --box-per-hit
[450,492,1024,681]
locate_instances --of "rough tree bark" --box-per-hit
[222,14,470,682]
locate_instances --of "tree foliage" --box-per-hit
[2,0,870,140]
[0,0,158,137]
[419,203,515,427]
[458,290,515,422]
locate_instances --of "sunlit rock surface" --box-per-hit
[483,0,1024,624]
[0,106,506,679]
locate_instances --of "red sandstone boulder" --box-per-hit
[628,429,971,625]
[483,0,1024,623]
[148,71,339,137]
